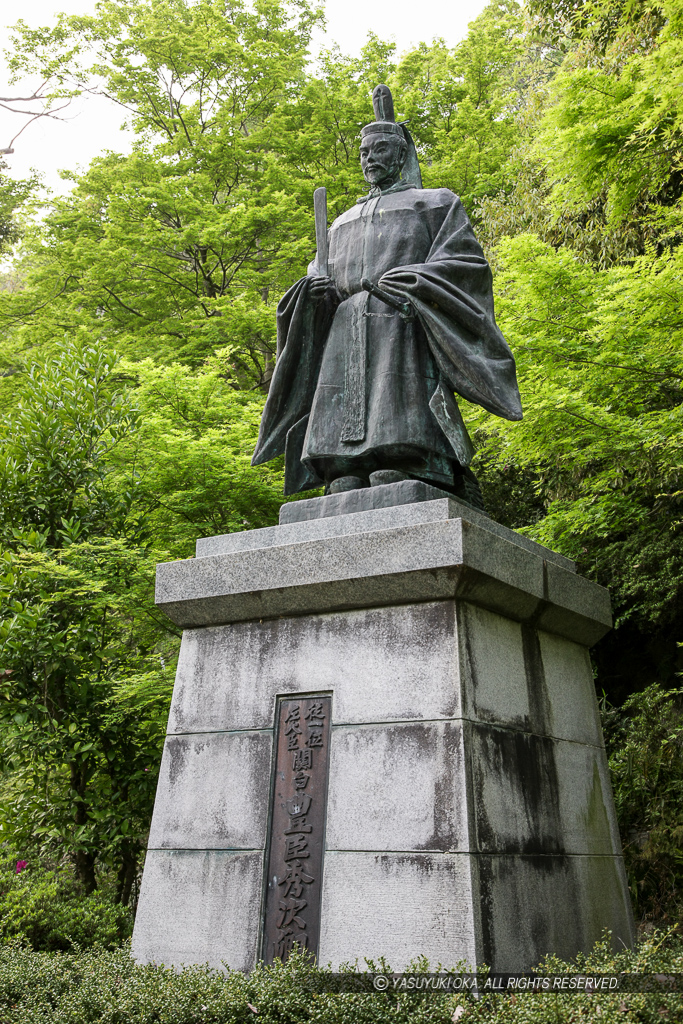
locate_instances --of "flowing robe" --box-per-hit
[252,185,522,494]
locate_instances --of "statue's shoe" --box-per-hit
[328,475,369,494]
[369,470,408,486]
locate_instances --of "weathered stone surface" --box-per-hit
[468,723,620,856]
[133,850,263,969]
[457,604,605,746]
[198,492,575,572]
[473,853,633,973]
[158,517,610,645]
[134,513,632,973]
[457,604,529,730]
[325,722,468,852]
[538,631,603,746]
[167,602,460,736]
[148,731,272,850]
[537,560,613,642]
[318,852,478,970]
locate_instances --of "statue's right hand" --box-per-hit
[308,275,340,304]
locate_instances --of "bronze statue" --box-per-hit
[252,85,522,509]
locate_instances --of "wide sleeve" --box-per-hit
[377,194,523,422]
[251,276,335,470]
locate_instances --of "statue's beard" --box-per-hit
[364,163,402,187]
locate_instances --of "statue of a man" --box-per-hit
[252,85,522,507]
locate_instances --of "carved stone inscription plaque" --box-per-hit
[262,695,331,963]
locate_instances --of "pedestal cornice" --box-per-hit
[156,511,611,647]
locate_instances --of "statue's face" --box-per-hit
[360,134,405,187]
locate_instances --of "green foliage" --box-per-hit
[0,534,174,892]
[0,340,176,895]
[469,0,683,702]
[0,338,140,548]
[0,162,36,258]
[1,0,527,374]
[0,338,285,892]
[115,357,284,560]
[0,858,132,951]
[601,685,683,928]
[394,1,525,214]
[477,147,652,270]
[265,33,396,219]
[532,0,681,235]
[3,0,320,374]
[0,936,680,1022]
[479,0,683,265]
[1,0,683,920]
[468,235,683,685]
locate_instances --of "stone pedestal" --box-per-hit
[132,491,634,971]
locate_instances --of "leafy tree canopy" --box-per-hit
[0,0,682,906]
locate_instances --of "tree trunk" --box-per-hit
[74,848,97,894]
[71,761,97,893]
[116,845,139,907]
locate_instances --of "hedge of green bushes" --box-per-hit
[0,933,680,1024]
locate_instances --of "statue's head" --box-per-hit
[360,84,418,190]
[360,132,408,187]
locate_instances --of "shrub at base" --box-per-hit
[0,935,681,1024]
[0,858,133,951]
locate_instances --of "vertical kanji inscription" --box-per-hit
[262,696,331,963]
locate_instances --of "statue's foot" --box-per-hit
[369,470,408,486]
[328,475,369,494]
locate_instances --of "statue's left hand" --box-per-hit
[308,275,340,304]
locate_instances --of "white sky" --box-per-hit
[0,0,488,195]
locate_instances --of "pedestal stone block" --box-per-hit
[133,497,634,971]
[133,850,263,970]
[318,852,478,970]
